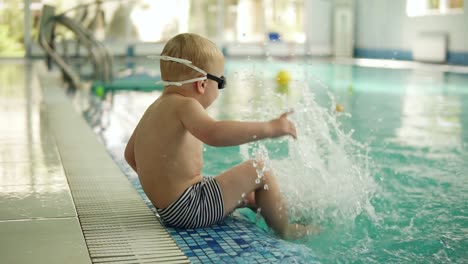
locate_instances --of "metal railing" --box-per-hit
[38,4,113,89]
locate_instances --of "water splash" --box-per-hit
[240,71,377,225]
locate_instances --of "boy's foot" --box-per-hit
[283,224,320,240]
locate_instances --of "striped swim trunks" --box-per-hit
[156,177,225,229]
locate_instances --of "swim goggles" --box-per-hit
[148,55,226,89]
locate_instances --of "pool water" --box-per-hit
[81,58,468,263]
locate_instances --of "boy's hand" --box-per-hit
[269,111,297,139]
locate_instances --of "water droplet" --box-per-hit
[256,208,262,220]
[263,184,269,190]
[255,178,261,184]
[241,192,246,198]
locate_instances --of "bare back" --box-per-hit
[133,93,204,209]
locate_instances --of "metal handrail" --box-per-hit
[55,14,113,83]
[38,4,113,88]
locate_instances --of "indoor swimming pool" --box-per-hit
[74,58,468,263]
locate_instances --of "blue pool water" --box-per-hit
[78,58,468,263]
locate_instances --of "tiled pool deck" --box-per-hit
[0,60,91,263]
[0,59,317,263]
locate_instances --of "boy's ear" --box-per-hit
[194,80,206,94]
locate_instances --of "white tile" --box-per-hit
[0,144,61,163]
[0,218,91,264]
[0,160,68,186]
[0,183,76,220]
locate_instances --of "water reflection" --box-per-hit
[396,71,462,149]
[0,62,66,197]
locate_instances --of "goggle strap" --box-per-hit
[156,76,207,86]
[148,55,207,75]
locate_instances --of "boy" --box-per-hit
[124,33,312,239]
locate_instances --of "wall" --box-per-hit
[305,0,333,55]
[354,0,468,64]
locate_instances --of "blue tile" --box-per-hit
[207,240,220,247]
[209,256,221,261]
[233,238,246,244]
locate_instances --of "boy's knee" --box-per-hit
[247,159,274,183]
[250,159,265,170]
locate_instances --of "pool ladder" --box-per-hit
[38,4,113,89]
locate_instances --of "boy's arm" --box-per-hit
[124,129,137,172]
[179,99,296,147]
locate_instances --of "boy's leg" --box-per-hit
[234,192,256,210]
[215,160,289,237]
[244,192,257,211]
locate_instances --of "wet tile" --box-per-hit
[0,105,54,142]
[0,134,56,145]
[0,183,76,220]
[0,218,91,264]
[0,144,60,163]
[0,100,29,110]
[0,160,68,186]
[0,125,53,144]
[0,109,29,132]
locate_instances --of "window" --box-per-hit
[223,0,305,43]
[263,0,305,43]
[0,0,25,56]
[31,0,306,44]
[407,0,464,17]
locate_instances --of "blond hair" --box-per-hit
[160,33,223,81]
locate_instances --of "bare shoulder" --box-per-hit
[163,95,205,117]
[156,94,199,109]
[143,95,206,129]
[145,94,187,116]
